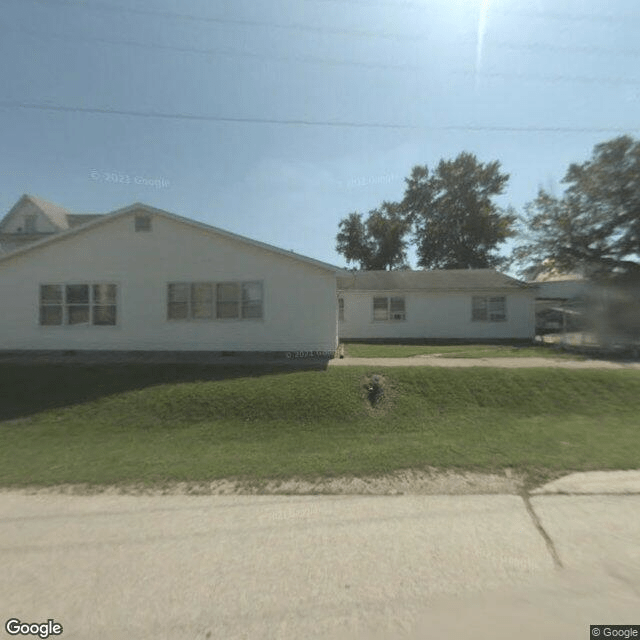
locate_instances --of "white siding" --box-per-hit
[1,202,59,234]
[338,290,535,340]
[0,211,338,352]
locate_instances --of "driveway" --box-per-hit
[1,472,639,639]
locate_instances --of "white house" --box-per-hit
[337,270,537,341]
[0,197,342,355]
[0,194,104,255]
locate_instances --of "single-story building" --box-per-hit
[0,197,343,356]
[337,269,537,341]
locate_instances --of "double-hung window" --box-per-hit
[39,284,117,326]
[472,296,506,322]
[241,282,263,319]
[167,283,214,320]
[168,281,263,320]
[217,282,263,319]
[373,296,405,321]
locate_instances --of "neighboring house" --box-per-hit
[0,199,342,354]
[0,194,104,255]
[337,270,537,341]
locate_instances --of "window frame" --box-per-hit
[134,214,152,232]
[216,282,241,319]
[24,214,37,234]
[39,283,118,327]
[372,295,406,322]
[167,280,264,321]
[472,295,507,322]
[240,281,263,320]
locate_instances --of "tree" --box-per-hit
[336,201,410,270]
[401,152,516,269]
[513,136,640,280]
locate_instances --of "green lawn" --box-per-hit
[343,343,574,359]
[1,363,639,489]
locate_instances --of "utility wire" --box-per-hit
[0,100,637,134]
[456,71,640,87]
[306,0,640,22]
[10,26,640,83]
[9,27,425,71]
[28,0,434,41]
[29,0,640,27]
[490,41,640,58]
[0,101,416,129]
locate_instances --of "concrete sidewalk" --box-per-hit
[330,355,640,368]
[1,471,639,640]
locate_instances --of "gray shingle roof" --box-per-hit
[337,269,531,291]
[66,214,105,227]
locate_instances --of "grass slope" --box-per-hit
[1,364,639,487]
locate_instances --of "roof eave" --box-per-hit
[0,202,345,274]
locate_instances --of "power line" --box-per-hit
[490,41,640,58]
[20,1,640,58]
[11,26,640,83]
[308,0,640,22]
[459,71,640,87]
[29,0,640,27]
[0,100,637,134]
[28,0,433,41]
[0,101,416,129]
[498,8,640,23]
[9,27,425,71]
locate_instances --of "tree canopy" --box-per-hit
[335,152,516,270]
[335,201,409,270]
[513,135,640,280]
[401,153,515,269]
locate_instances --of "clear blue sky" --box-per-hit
[1,0,639,273]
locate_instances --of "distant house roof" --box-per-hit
[337,269,533,291]
[66,214,105,227]
[20,195,74,230]
[0,195,105,232]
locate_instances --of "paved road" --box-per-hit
[1,482,639,639]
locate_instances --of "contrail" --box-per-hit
[475,0,490,89]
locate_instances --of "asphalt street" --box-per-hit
[1,475,639,640]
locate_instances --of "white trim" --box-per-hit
[38,282,119,328]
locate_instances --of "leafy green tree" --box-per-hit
[401,152,516,269]
[336,201,410,270]
[514,136,640,280]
